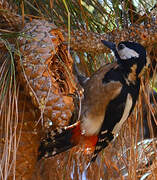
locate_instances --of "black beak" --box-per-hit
[101,40,120,62]
[101,40,116,52]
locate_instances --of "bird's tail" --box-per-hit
[38,122,81,160]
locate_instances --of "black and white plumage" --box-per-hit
[90,40,147,161]
[38,40,147,163]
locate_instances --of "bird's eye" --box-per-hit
[118,44,125,50]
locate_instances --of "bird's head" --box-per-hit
[101,40,147,75]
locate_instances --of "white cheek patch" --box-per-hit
[118,47,139,60]
[112,93,133,136]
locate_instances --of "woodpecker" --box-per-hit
[38,40,147,162]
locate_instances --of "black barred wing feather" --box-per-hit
[38,127,75,160]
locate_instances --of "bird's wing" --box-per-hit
[80,63,123,136]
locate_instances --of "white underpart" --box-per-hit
[81,85,122,136]
[81,114,105,136]
[112,93,132,136]
[118,47,139,60]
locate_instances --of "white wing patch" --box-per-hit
[118,47,139,60]
[112,93,132,136]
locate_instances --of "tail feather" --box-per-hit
[38,123,113,163]
[90,131,114,162]
[38,122,81,160]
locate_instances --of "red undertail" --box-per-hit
[38,121,98,160]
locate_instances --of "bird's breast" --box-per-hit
[80,82,122,136]
[81,113,105,136]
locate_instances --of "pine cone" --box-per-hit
[0,0,22,31]
[16,19,76,127]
